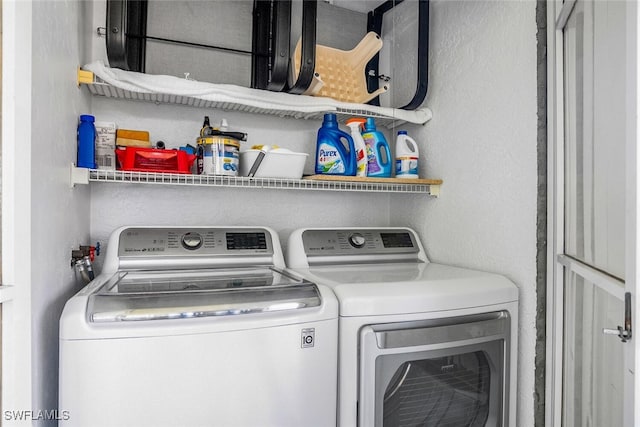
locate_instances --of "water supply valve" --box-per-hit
[71,242,100,266]
[71,243,100,285]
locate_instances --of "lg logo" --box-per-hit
[301,328,315,348]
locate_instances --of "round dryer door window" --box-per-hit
[383,352,492,426]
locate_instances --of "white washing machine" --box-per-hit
[286,227,519,427]
[59,226,338,427]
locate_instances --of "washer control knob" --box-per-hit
[181,232,203,250]
[349,233,366,248]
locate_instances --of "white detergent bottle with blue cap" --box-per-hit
[395,131,420,178]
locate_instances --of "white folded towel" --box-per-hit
[83,60,432,124]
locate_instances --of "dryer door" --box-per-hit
[359,311,510,427]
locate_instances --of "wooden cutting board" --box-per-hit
[291,32,389,104]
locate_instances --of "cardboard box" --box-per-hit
[95,122,116,170]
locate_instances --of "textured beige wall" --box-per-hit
[390,1,538,424]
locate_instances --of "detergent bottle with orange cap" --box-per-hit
[345,117,368,177]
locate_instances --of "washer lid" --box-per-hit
[88,267,321,322]
[298,263,518,316]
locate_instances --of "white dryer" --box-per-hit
[59,226,338,427]
[286,227,518,427]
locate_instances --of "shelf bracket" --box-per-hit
[70,164,90,187]
[77,68,95,86]
[429,184,441,197]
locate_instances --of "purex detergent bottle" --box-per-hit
[315,113,356,175]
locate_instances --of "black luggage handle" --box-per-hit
[287,0,317,94]
[366,0,429,110]
[252,0,292,91]
[106,0,147,72]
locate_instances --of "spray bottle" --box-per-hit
[200,116,213,136]
[345,118,368,177]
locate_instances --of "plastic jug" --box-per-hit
[362,118,392,178]
[395,131,419,178]
[315,113,356,175]
[345,118,368,177]
[77,114,97,169]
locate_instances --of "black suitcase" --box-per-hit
[104,0,428,110]
[105,0,308,92]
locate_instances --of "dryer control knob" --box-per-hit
[182,232,203,250]
[349,233,366,248]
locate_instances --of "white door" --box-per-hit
[2,0,33,421]
[547,0,638,425]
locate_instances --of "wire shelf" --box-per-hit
[82,78,432,129]
[72,167,440,195]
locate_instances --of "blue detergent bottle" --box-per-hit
[361,118,392,177]
[315,113,357,175]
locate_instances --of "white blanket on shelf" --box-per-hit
[83,61,432,124]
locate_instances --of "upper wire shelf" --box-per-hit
[77,69,432,129]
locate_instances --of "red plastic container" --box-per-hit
[115,147,196,174]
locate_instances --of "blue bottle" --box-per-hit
[77,114,97,169]
[361,118,392,177]
[315,113,356,175]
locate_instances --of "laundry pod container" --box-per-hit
[197,135,241,176]
[240,148,308,179]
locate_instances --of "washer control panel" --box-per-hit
[301,229,419,256]
[118,227,272,257]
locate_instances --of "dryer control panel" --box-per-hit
[301,228,420,257]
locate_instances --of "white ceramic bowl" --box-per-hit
[240,149,309,179]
